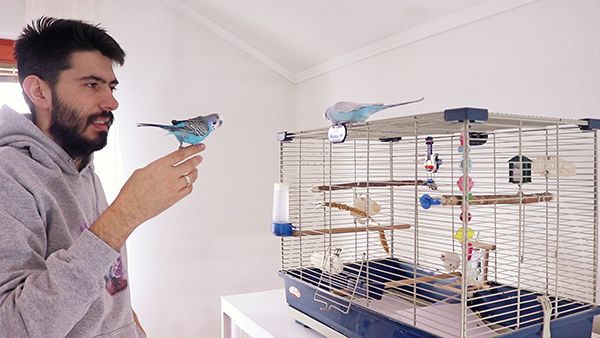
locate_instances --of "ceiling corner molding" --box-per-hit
[294,0,540,83]
[164,0,296,83]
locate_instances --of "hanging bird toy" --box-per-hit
[423,136,442,188]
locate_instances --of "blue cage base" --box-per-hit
[280,258,600,338]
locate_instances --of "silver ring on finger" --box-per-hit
[183,174,191,188]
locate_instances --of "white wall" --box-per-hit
[104,1,294,336]
[0,1,24,37]
[296,0,600,129]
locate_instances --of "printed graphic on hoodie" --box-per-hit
[80,223,128,295]
[104,255,128,295]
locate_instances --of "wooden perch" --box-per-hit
[332,288,353,298]
[435,282,491,294]
[468,240,496,251]
[378,231,390,255]
[332,272,460,298]
[312,180,430,192]
[467,241,495,282]
[320,201,396,253]
[384,272,461,289]
[441,192,553,206]
[292,224,411,236]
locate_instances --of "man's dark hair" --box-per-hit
[14,17,126,112]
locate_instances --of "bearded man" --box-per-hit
[0,17,204,337]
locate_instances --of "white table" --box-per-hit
[221,289,339,338]
[221,289,600,338]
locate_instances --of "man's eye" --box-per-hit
[86,83,98,89]
[110,86,118,92]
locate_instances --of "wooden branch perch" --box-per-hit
[312,180,429,192]
[468,240,496,251]
[319,201,397,253]
[292,224,411,236]
[441,192,553,206]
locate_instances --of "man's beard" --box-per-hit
[48,94,114,161]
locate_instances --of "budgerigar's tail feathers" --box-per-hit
[136,123,178,131]
[383,97,425,109]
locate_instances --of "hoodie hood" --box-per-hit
[0,104,89,175]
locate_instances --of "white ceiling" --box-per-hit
[166,0,537,83]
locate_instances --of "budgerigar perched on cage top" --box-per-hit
[324,98,423,125]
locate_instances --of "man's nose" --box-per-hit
[100,90,119,111]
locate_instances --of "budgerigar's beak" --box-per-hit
[216,119,223,128]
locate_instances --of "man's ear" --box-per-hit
[22,75,52,111]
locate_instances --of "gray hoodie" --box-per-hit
[0,105,144,337]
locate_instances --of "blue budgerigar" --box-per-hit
[324,97,424,125]
[137,113,223,147]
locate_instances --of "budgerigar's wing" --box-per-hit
[332,101,382,113]
[170,117,209,136]
[184,118,210,136]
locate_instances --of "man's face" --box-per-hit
[49,51,119,158]
[48,91,114,158]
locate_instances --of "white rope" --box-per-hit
[537,295,553,338]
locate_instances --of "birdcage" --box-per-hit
[272,108,600,338]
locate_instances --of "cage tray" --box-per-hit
[280,258,600,338]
